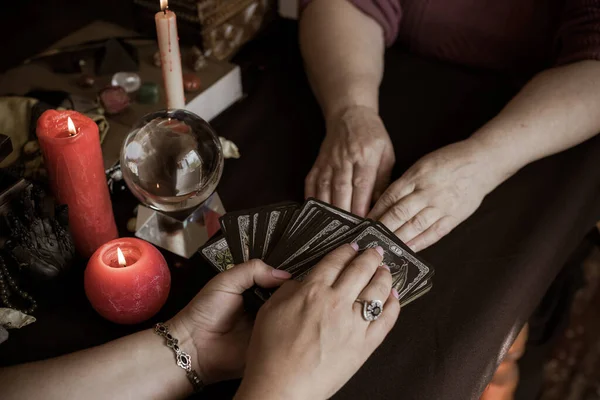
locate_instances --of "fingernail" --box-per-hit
[271,269,292,279]
[392,288,400,300]
[350,242,359,251]
[375,246,384,257]
[380,264,390,272]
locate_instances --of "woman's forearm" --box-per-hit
[299,0,385,119]
[0,327,194,400]
[472,60,600,180]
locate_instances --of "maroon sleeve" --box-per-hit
[555,0,600,65]
[299,0,402,46]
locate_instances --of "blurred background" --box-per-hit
[2,1,136,73]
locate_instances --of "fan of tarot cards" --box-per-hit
[200,198,434,308]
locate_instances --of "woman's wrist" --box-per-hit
[323,87,379,122]
[465,132,525,193]
[166,318,200,373]
[119,329,196,398]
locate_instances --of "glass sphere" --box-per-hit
[121,109,224,213]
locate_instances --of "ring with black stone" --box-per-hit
[355,299,384,321]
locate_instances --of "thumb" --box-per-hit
[209,259,292,295]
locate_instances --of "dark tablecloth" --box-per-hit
[1,22,600,400]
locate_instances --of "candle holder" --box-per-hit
[121,109,225,258]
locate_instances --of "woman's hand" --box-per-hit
[236,244,401,400]
[305,106,396,217]
[169,260,292,384]
[369,139,509,252]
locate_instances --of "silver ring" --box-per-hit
[355,299,383,321]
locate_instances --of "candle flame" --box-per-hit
[67,117,77,136]
[117,247,127,267]
[160,0,168,10]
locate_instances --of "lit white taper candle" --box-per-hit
[155,0,185,109]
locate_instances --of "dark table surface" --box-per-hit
[2,21,600,400]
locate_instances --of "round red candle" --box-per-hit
[84,238,171,324]
[37,110,117,257]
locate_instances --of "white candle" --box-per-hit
[155,0,185,109]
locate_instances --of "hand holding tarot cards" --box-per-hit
[200,198,434,307]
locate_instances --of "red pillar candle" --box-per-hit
[37,110,117,257]
[84,238,171,324]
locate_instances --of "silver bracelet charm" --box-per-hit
[154,323,204,393]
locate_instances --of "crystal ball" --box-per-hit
[121,109,224,213]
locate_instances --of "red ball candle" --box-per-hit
[84,238,171,324]
[37,110,117,257]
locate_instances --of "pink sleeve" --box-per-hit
[299,0,402,46]
[555,0,600,65]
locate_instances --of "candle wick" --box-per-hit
[163,6,168,14]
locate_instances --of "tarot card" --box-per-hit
[252,203,295,260]
[220,205,269,264]
[259,203,299,259]
[264,207,300,259]
[236,215,252,262]
[200,235,234,272]
[373,219,435,296]
[248,211,260,259]
[399,281,433,307]
[278,207,357,269]
[253,209,270,260]
[275,201,326,247]
[306,224,352,255]
[261,209,282,258]
[303,198,363,225]
[279,219,344,268]
[284,206,322,241]
[278,217,344,269]
[281,209,330,250]
[285,220,373,275]
[352,224,430,301]
[222,213,252,264]
[269,199,363,266]
[266,207,325,266]
[222,215,244,264]
[404,278,430,294]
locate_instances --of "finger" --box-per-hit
[367,178,415,220]
[316,166,333,204]
[331,162,353,212]
[378,193,427,233]
[394,207,443,244]
[350,163,378,217]
[209,259,292,294]
[304,243,359,286]
[333,246,384,300]
[406,216,456,252]
[367,290,401,342]
[305,166,319,199]
[371,153,395,203]
[356,264,393,304]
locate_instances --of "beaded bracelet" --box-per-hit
[154,323,204,393]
